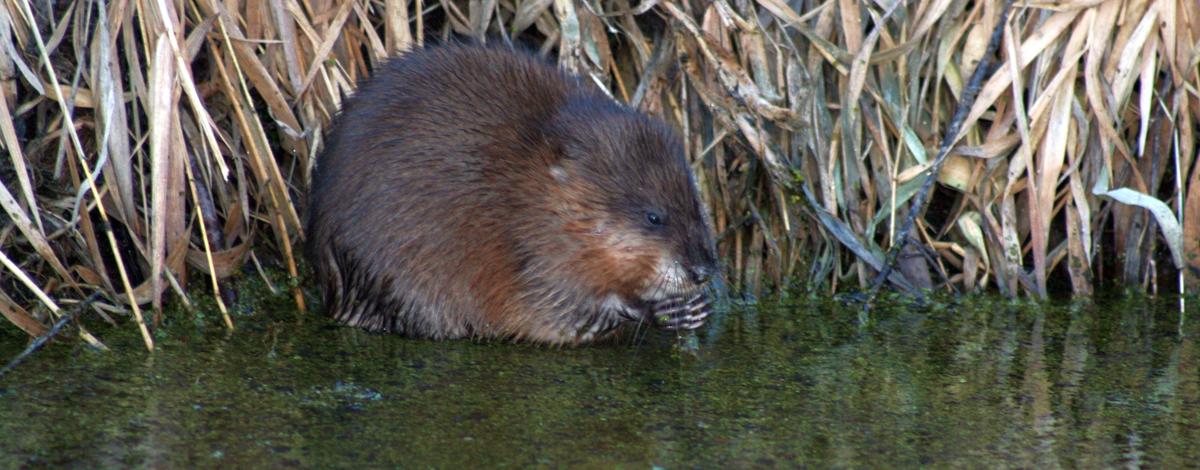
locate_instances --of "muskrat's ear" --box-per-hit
[543,96,615,163]
[548,141,587,184]
[542,137,576,183]
[539,118,574,161]
[547,131,589,163]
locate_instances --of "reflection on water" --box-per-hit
[0,292,1195,467]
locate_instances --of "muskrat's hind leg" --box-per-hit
[650,293,711,330]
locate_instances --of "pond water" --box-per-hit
[0,285,1196,467]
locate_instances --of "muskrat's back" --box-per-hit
[307,44,717,344]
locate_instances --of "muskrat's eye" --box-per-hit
[646,212,663,226]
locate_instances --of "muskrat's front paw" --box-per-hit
[651,292,711,330]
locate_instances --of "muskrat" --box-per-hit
[306,43,717,345]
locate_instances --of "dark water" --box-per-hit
[0,288,1196,468]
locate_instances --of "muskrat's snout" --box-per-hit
[684,235,719,286]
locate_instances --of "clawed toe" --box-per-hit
[651,292,712,330]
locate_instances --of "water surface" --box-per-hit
[1,289,1196,467]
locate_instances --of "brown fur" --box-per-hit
[306,43,716,345]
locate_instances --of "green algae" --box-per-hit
[0,281,1197,468]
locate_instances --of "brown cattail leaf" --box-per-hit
[1170,0,1197,83]
[184,15,217,63]
[839,0,863,54]
[1082,1,1131,161]
[612,1,653,61]
[957,210,990,266]
[554,0,582,73]
[209,44,305,312]
[150,3,232,185]
[352,2,389,63]
[110,243,190,306]
[94,12,137,225]
[0,248,60,317]
[269,2,305,97]
[148,34,176,311]
[701,3,732,48]
[0,289,47,337]
[475,0,501,39]
[961,249,980,291]
[998,195,1022,294]
[202,0,303,164]
[1101,187,1186,269]
[843,6,880,124]
[211,49,302,233]
[384,0,414,54]
[958,10,1079,142]
[953,132,1021,159]
[663,1,802,126]
[72,265,104,287]
[934,14,970,99]
[960,0,997,78]
[40,0,75,55]
[1065,194,1093,295]
[630,35,673,113]
[296,0,356,92]
[1135,38,1158,156]
[0,12,44,98]
[936,155,973,192]
[1110,3,1158,107]
[756,0,846,69]
[1185,140,1200,286]
[0,182,71,284]
[166,117,189,276]
[1068,168,1094,262]
[40,83,100,107]
[738,26,778,103]
[283,0,322,46]
[186,240,254,279]
[1030,27,1085,295]
[245,0,271,40]
[1155,0,1177,81]
[511,0,553,35]
[0,85,41,229]
[579,7,613,81]
[184,154,233,329]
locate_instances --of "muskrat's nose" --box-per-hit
[689,265,714,284]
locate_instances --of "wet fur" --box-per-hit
[306,43,716,344]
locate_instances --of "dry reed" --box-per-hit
[0,0,1197,349]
